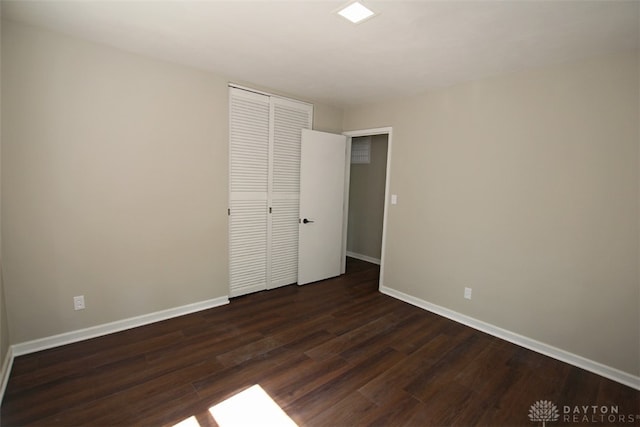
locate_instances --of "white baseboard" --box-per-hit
[346,251,381,265]
[0,346,14,405]
[379,285,640,391]
[12,296,229,357]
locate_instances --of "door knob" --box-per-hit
[302,218,314,224]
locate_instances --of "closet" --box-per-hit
[228,86,313,297]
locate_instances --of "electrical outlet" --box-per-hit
[464,287,472,300]
[391,194,398,205]
[73,295,85,310]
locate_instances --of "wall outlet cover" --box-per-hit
[73,295,85,310]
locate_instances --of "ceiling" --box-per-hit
[2,0,639,107]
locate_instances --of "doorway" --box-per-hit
[341,127,393,289]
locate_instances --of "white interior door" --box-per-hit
[298,129,347,285]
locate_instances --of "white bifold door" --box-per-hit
[228,87,313,297]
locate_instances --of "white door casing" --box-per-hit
[342,127,393,289]
[298,129,347,285]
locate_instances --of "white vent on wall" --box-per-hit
[351,137,371,164]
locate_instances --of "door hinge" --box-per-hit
[269,207,272,214]
[228,208,231,216]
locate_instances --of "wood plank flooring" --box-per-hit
[2,258,638,426]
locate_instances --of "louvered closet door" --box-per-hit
[229,89,270,297]
[269,98,313,288]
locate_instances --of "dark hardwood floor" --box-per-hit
[2,258,638,426]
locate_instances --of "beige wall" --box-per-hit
[1,20,228,343]
[0,21,342,344]
[344,51,640,376]
[347,134,388,260]
[0,15,9,367]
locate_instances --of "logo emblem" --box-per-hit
[529,400,559,426]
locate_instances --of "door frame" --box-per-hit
[341,127,393,290]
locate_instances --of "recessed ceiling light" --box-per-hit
[337,1,376,24]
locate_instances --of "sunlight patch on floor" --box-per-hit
[209,384,298,427]
[173,415,201,427]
